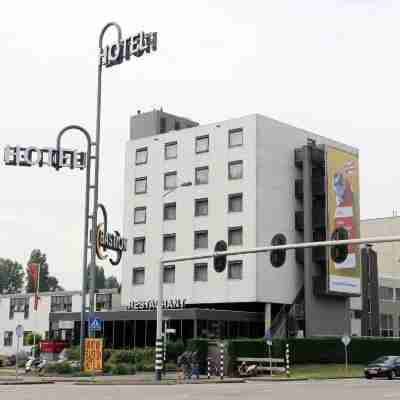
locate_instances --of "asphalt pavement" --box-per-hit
[1,378,400,399]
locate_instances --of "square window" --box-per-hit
[195,198,208,217]
[135,177,147,194]
[134,207,146,224]
[228,193,243,212]
[164,202,176,221]
[228,161,243,180]
[229,128,243,147]
[164,172,177,190]
[135,147,148,165]
[165,142,177,160]
[163,265,175,284]
[4,331,13,347]
[228,261,243,280]
[163,234,176,252]
[195,135,209,154]
[195,166,209,185]
[194,263,208,282]
[133,268,145,285]
[133,237,146,254]
[194,230,208,249]
[228,226,243,246]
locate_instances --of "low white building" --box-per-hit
[0,290,120,356]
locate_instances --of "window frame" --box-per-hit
[165,141,178,160]
[135,147,148,165]
[228,226,243,246]
[228,260,243,280]
[133,236,146,254]
[132,267,145,285]
[228,160,243,180]
[163,265,176,284]
[195,135,209,154]
[135,177,147,194]
[195,166,209,185]
[194,230,208,250]
[134,206,147,224]
[4,331,13,347]
[194,198,208,217]
[228,128,243,148]
[163,233,177,252]
[163,202,177,221]
[164,171,178,191]
[194,263,208,282]
[228,193,243,213]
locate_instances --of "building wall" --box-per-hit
[361,217,400,276]
[122,115,260,306]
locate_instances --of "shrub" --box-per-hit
[109,350,136,365]
[44,362,73,375]
[167,339,185,362]
[65,346,80,361]
[112,363,135,375]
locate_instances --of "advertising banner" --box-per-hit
[326,146,361,295]
[84,338,103,373]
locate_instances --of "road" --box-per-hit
[1,379,400,399]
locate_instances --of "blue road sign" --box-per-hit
[264,329,272,345]
[89,317,103,331]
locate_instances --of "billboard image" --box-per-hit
[326,146,361,295]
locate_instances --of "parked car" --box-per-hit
[365,356,400,379]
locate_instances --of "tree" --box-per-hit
[105,275,120,290]
[26,249,63,293]
[26,249,50,293]
[0,258,24,294]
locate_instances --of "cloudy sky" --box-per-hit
[1,1,399,290]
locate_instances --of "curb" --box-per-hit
[246,376,363,382]
[75,379,246,386]
[0,380,55,385]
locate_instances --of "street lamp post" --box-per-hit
[155,181,192,381]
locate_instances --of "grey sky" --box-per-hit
[1,1,399,290]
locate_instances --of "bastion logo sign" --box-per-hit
[95,205,127,266]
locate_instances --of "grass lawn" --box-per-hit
[286,364,364,379]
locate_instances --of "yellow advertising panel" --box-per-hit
[326,146,361,295]
[84,338,103,372]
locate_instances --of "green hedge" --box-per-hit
[227,337,400,367]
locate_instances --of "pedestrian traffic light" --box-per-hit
[270,233,287,268]
[331,227,349,263]
[214,240,228,273]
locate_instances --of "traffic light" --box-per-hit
[214,240,228,273]
[270,233,287,268]
[331,227,349,263]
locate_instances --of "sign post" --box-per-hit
[15,325,24,380]
[265,330,273,376]
[341,335,351,373]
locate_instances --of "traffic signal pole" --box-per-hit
[160,235,400,265]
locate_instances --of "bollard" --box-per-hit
[155,339,163,380]
[220,342,225,380]
[285,343,290,377]
[163,335,167,376]
[207,357,211,379]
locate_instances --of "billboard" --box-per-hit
[326,146,361,295]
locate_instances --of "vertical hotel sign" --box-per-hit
[326,146,361,295]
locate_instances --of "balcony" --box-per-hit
[295,247,327,265]
[295,177,325,200]
[294,147,325,168]
[295,207,326,231]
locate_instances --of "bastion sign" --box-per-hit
[3,145,86,169]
